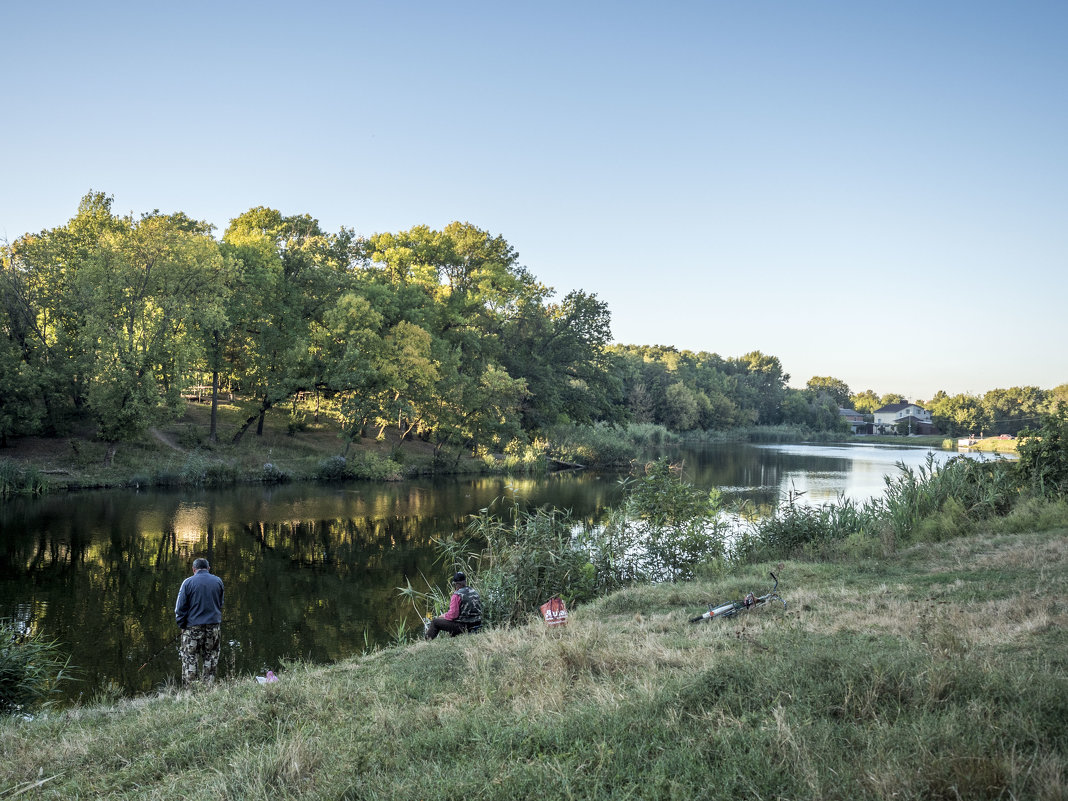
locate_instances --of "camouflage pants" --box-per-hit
[179,624,221,686]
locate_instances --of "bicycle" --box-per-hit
[688,572,786,623]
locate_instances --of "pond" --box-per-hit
[0,441,1002,704]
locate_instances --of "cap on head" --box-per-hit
[452,572,466,584]
[193,558,210,571]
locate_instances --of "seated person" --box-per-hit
[425,572,482,639]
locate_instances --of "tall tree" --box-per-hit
[806,376,852,408]
[76,212,225,444]
[499,289,622,430]
[223,208,353,442]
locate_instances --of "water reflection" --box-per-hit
[0,442,1003,703]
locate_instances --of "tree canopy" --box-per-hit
[2,193,1062,454]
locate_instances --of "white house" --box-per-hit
[873,402,935,435]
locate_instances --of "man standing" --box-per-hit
[175,557,224,686]
[425,572,482,639]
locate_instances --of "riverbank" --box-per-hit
[2,523,1065,800]
[0,398,964,495]
[0,398,506,493]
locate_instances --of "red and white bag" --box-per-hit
[540,597,568,627]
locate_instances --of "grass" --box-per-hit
[3,525,1065,800]
[961,436,1021,455]
[0,403,672,492]
[0,399,487,491]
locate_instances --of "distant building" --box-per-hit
[839,408,870,434]
[873,402,938,435]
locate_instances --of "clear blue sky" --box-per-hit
[3,1,1066,401]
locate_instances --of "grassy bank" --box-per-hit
[3,523,1065,800]
[0,398,526,493]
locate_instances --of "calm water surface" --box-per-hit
[0,441,1000,703]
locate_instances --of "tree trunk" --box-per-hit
[231,398,273,445]
[209,370,220,444]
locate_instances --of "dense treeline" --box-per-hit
[0,193,626,453]
[1,193,1064,453]
[0,193,792,452]
[847,385,1068,437]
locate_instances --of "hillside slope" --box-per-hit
[2,529,1066,800]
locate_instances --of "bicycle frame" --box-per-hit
[688,572,786,623]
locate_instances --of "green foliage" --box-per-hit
[734,495,878,562]
[0,621,72,715]
[259,461,289,483]
[313,453,403,482]
[806,375,852,407]
[453,503,598,627]
[876,454,1018,546]
[613,459,727,582]
[5,193,1064,468]
[545,421,639,467]
[1016,407,1068,499]
[0,460,46,497]
[177,453,238,487]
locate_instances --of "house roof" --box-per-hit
[874,402,925,413]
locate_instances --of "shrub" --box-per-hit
[545,422,639,467]
[179,454,238,487]
[260,462,289,483]
[608,459,728,582]
[0,621,71,716]
[734,495,877,563]
[0,460,46,497]
[1017,408,1068,499]
[315,455,352,481]
[450,503,598,627]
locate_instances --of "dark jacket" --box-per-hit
[455,585,482,624]
[175,569,224,629]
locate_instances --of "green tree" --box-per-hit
[76,213,224,444]
[850,389,881,415]
[806,376,852,408]
[981,386,1048,435]
[1017,406,1068,498]
[927,391,986,438]
[223,208,353,442]
[663,382,701,431]
[6,193,128,433]
[499,289,622,431]
[730,351,789,425]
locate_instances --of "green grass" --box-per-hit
[963,436,1020,454]
[3,526,1065,800]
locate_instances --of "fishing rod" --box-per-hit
[138,633,181,672]
[135,623,233,674]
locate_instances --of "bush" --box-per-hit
[449,503,599,627]
[0,460,46,497]
[315,455,352,481]
[179,453,239,487]
[1017,408,1068,499]
[260,462,289,483]
[733,493,879,563]
[317,452,403,482]
[606,459,728,582]
[876,454,1018,546]
[0,621,71,715]
[544,422,641,467]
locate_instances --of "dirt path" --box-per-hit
[149,427,185,453]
